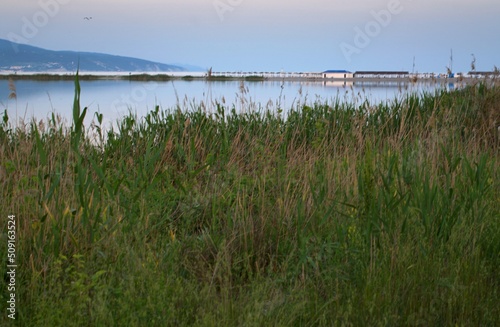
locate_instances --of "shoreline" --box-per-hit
[0,73,492,85]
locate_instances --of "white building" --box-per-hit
[322,70,354,79]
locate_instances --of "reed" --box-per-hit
[7,78,17,100]
[0,79,498,326]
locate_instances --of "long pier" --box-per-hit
[208,71,498,83]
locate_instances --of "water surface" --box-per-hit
[0,79,462,128]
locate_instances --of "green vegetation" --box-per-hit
[0,73,179,82]
[1,75,499,325]
[0,74,107,81]
[205,75,265,82]
[206,75,239,81]
[128,74,176,81]
[244,75,266,81]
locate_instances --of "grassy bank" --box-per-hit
[0,73,179,82]
[1,77,499,326]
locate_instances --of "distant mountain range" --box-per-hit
[0,39,202,73]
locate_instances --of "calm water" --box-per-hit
[0,79,462,128]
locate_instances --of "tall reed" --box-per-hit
[0,79,498,326]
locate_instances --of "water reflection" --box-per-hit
[0,79,464,127]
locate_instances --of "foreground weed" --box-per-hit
[0,81,498,326]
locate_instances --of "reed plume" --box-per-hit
[8,78,17,100]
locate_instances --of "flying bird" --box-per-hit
[84,17,92,20]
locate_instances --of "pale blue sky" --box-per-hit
[1,0,499,73]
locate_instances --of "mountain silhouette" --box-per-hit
[0,39,191,72]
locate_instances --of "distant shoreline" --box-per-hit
[0,72,495,84]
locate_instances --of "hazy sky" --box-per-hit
[1,0,499,72]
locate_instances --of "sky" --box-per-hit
[1,0,499,73]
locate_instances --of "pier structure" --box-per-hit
[207,69,497,83]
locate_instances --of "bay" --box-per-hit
[0,79,462,128]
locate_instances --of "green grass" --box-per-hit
[0,76,499,326]
[1,73,178,82]
[0,74,108,81]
